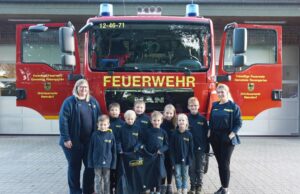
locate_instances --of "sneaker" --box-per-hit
[160,185,167,194]
[214,187,223,194]
[177,188,182,194]
[214,187,230,194]
[196,186,204,194]
[188,186,195,194]
[182,189,188,194]
[222,188,230,194]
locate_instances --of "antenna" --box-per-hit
[123,0,127,15]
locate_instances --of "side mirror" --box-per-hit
[59,27,75,53]
[232,55,246,68]
[61,54,76,67]
[232,28,247,68]
[233,28,247,54]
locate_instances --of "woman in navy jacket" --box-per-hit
[59,79,101,194]
[209,84,242,194]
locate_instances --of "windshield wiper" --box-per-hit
[107,66,140,74]
[157,66,192,75]
[107,65,192,75]
[79,22,94,34]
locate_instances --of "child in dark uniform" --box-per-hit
[170,114,194,194]
[134,100,150,131]
[109,102,124,137]
[187,97,209,194]
[160,104,177,194]
[142,111,169,194]
[88,115,117,194]
[117,110,142,154]
[108,102,124,193]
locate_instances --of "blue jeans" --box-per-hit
[62,143,95,194]
[174,164,189,190]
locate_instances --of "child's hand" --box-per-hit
[228,132,236,140]
[157,150,162,154]
[64,140,72,149]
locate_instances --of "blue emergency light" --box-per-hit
[186,4,199,17]
[99,3,113,16]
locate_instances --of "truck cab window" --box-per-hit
[22,29,72,71]
[88,22,211,72]
[224,29,277,72]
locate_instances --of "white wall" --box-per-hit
[0,97,59,134]
[0,44,59,134]
[0,44,15,63]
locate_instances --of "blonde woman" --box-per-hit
[209,84,242,194]
[59,79,101,194]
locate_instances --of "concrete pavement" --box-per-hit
[0,136,299,194]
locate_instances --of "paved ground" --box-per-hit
[0,136,299,194]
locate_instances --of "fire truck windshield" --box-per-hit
[88,21,211,72]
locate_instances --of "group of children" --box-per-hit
[88,97,209,194]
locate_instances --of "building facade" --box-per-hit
[0,0,299,135]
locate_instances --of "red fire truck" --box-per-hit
[16,3,282,120]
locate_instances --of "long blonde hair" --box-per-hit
[163,104,177,128]
[216,83,233,102]
[72,79,90,102]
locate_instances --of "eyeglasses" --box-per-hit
[78,85,88,89]
[217,90,226,94]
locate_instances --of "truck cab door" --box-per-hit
[218,24,282,119]
[16,23,80,119]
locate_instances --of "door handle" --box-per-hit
[272,90,282,101]
[16,88,26,100]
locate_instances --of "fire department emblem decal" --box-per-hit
[248,83,255,91]
[44,82,51,91]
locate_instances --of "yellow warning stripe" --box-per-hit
[43,115,59,120]
[242,116,255,120]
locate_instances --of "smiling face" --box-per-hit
[151,116,163,128]
[163,108,175,121]
[125,114,136,125]
[217,88,229,103]
[77,83,89,99]
[109,107,120,118]
[177,114,188,132]
[134,103,146,115]
[188,101,199,115]
[98,119,110,131]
